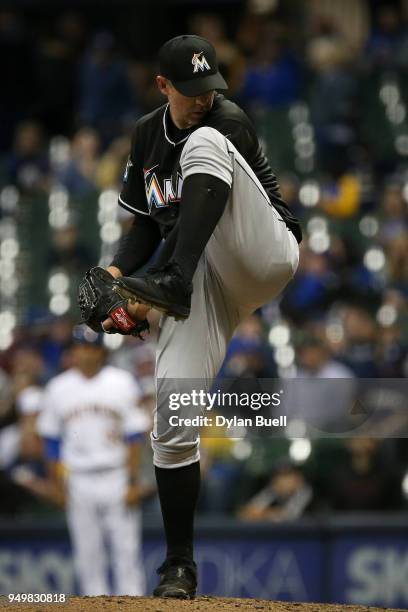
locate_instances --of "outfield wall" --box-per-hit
[1,515,407,608]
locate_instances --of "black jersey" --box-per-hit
[119,94,302,243]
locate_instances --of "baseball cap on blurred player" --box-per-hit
[158,34,228,97]
[72,324,104,346]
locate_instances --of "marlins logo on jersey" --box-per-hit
[192,52,210,73]
[143,165,183,211]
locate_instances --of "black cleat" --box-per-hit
[113,262,192,321]
[153,559,197,599]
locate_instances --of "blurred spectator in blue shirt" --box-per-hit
[79,31,137,146]
[379,182,408,247]
[283,335,356,434]
[365,4,404,71]
[6,121,49,193]
[295,335,354,380]
[238,22,301,112]
[280,246,337,324]
[37,316,74,378]
[10,313,73,380]
[339,306,379,377]
[308,36,357,173]
[56,127,100,196]
[219,314,276,378]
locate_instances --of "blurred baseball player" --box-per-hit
[37,326,150,596]
[79,34,301,598]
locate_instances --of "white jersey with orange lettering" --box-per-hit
[38,365,149,596]
[38,365,147,472]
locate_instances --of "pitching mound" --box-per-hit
[1,596,405,612]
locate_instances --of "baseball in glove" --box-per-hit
[78,267,150,339]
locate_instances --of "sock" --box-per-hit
[172,173,230,283]
[155,461,200,563]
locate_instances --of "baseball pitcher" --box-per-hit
[78,34,301,599]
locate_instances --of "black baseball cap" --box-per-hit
[158,35,228,97]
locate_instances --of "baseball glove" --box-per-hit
[78,267,150,339]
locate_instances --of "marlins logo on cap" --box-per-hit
[192,52,210,73]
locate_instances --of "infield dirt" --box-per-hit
[0,596,406,612]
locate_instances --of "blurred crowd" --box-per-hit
[0,0,408,520]
[0,315,407,520]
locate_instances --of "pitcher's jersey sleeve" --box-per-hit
[180,127,233,187]
[119,123,149,216]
